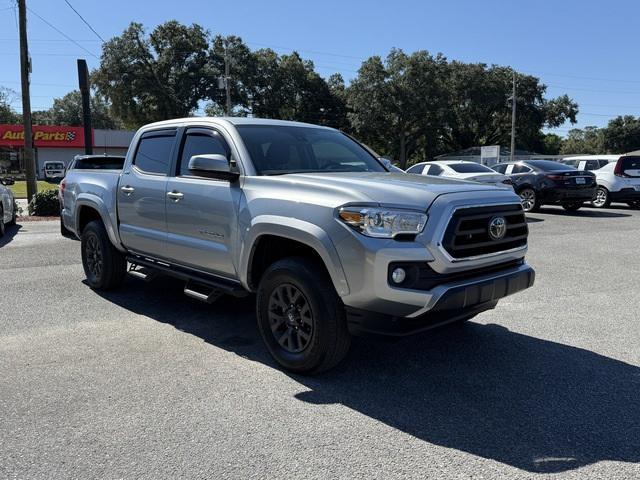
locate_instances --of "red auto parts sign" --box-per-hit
[0,124,91,148]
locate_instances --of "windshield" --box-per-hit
[448,163,494,173]
[526,160,575,171]
[236,125,386,175]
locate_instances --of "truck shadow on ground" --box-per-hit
[536,206,632,218]
[95,276,640,474]
[0,224,22,248]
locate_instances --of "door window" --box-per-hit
[178,130,230,177]
[512,164,532,174]
[133,132,176,175]
[406,164,425,174]
[492,163,507,174]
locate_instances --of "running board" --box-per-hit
[125,254,249,298]
[183,280,223,304]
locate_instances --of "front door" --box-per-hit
[164,127,239,278]
[118,129,177,258]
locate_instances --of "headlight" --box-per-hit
[338,207,427,238]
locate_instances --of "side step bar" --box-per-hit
[126,255,249,298]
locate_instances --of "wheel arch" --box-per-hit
[241,217,349,296]
[75,196,124,252]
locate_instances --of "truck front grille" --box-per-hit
[442,204,528,259]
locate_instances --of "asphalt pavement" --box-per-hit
[1,206,639,479]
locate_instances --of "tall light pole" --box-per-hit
[510,72,516,162]
[18,0,37,203]
[224,39,231,116]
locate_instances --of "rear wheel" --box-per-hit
[518,188,540,213]
[562,202,582,212]
[256,257,351,374]
[591,186,610,208]
[81,220,126,290]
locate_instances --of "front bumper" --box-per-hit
[346,263,535,336]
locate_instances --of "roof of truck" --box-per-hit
[141,117,333,130]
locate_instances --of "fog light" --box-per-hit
[391,267,406,284]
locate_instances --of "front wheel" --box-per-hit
[562,202,582,212]
[81,220,126,290]
[518,188,540,213]
[256,257,351,374]
[591,187,610,208]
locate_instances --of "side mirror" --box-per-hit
[1,177,14,186]
[188,154,239,181]
[379,157,393,169]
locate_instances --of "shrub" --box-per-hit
[28,189,60,217]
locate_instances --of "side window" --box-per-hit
[512,164,532,174]
[133,132,176,175]
[493,163,507,174]
[178,130,229,177]
[585,160,599,170]
[428,164,444,176]
[406,164,424,174]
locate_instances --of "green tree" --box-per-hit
[31,90,121,128]
[443,64,578,153]
[602,115,640,153]
[346,49,449,168]
[0,87,20,124]
[560,126,604,154]
[539,133,563,155]
[93,21,209,128]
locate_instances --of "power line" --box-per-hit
[63,0,105,43]
[26,7,99,59]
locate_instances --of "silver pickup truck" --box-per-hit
[61,117,534,373]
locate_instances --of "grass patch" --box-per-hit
[9,181,59,199]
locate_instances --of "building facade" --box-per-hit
[0,124,135,179]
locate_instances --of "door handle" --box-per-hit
[120,185,135,195]
[167,191,184,201]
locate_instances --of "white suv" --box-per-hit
[591,156,640,208]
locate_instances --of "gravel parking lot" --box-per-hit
[1,206,639,479]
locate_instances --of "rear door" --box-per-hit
[118,129,177,258]
[164,127,239,278]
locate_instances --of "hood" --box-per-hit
[247,172,506,210]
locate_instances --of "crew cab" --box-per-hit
[61,118,535,373]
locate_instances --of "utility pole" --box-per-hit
[510,72,516,162]
[77,59,93,154]
[224,39,231,116]
[18,0,37,203]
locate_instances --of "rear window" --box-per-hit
[448,163,494,173]
[72,156,125,170]
[620,156,640,177]
[45,163,64,170]
[526,160,575,171]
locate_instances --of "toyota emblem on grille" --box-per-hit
[488,216,507,241]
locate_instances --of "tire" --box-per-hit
[81,220,126,290]
[8,204,16,226]
[627,200,640,210]
[60,213,73,237]
[256,257,351,374]
[562,202,582,211]
[518,188,540,213]
[591,186,610,208]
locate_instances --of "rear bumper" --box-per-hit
[346,263,535,337]
[540,186,596,203]
[610,188,640,202]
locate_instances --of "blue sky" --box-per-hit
[1,0,638,136]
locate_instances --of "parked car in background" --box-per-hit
[406,160,513,188]
[61,117,534,373]
[560,155,619,171]
[492,160,597,212]
[0,177,16,237]
[43,161,65,180]
[590,155,640,208]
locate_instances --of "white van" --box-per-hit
[560,155,621,171]
[43,161,65,180]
